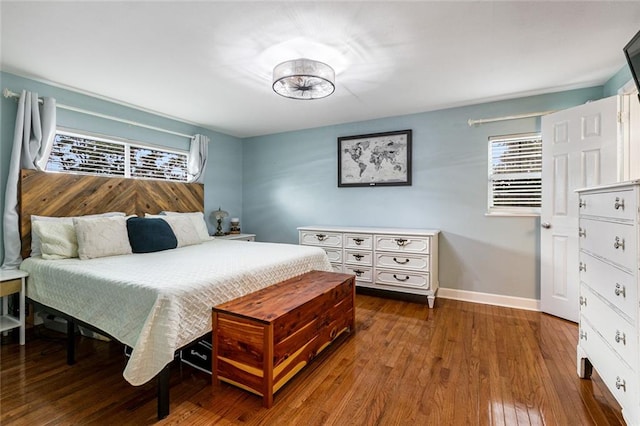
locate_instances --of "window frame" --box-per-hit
[46,128,190,182]
[487,132,542,217]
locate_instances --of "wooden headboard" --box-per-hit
[19,169,205,259]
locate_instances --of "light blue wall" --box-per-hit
[0,71,243,263]
[604,64,633,96]
[242,87,604,300]
[0,69,613,301]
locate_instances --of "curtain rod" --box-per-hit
[467,110,556,127]
[3,88,195,140]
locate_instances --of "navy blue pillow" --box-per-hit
[126,217,178,253]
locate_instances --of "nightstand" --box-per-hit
[215,233,256,242]
[0,269,27,345]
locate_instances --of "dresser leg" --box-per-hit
[427,296,435,309]
[576,345,592,379]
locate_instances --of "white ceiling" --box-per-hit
[2,1,640,138]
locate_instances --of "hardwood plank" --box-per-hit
[0,296,625,425]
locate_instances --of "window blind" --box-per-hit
[46,130,188,182]
[488,133,542,214]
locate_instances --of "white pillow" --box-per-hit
[32,220,78,259]
[148,214,202,248]
[73,216,132,260]
[161,212,210,241]
[30,212,126,257]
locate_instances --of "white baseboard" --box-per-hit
[438,287,541,311]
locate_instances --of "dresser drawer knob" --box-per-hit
[579,262,586,272]
[578,227,586,238]
[615,283,626,298]
[393,274,410,282]
[394,238,408,247]
[579,296,587,307]
[615,330,626,345]
[353,254,364,261]
[393,257,410,264]
[315,234,327,241]
[579,198,586,208]
[353,269,364,277]
[579,330,587,340]
[614,197,625,210]
[614,237,625,250]
[616,377,626,392]
[353,238,364,245]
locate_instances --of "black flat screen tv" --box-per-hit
[624,29,640,102]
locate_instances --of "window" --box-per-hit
[488,132,542,215]
[46,129,189,182]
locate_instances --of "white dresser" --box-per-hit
[576,181,640,425]
[298,226,439,307]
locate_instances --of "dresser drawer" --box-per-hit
[375,235,430,254]
[299,231,343,248]
[579,317,637,411]
[344,265,372,283]
[330,263,343,273]
[580,285,636,366]
[579,252,637,322]
[375,270,430,290]
[375,253,429,272]
[344,234,373,250]
[323,248,343,264]
[579,188,636,221]
[344,250,373,266]
[580,218,636,271]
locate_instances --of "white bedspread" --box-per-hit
[20,239,332,385]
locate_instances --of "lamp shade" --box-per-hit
[272,58,335,100]
[211,207,229,221]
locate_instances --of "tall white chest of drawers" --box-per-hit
[576,181,640,425]
[298,226,439,307]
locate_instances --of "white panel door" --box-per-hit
[540,96,618,322]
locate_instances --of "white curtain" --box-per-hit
[1,91,57,269]
[187,134,209,184]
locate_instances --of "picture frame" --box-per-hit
[338,129,412,187]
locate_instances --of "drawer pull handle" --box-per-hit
[579,296,587,307]
[330,327,337,339]
[353,269,364,277]
[393,257,410,264]
[579,330,587,340]
[616,377,626,392]
[315,234,327,241]
[614,237,625,250]
[393,274,410,282]
[614,197,625,210]
[615,283,626,298]
[615,330,626,345]
[578,227,586,238]
[579,262,586,272]
[353,254,364,261]
[353,238,364,245]
[579,198,586,208]
[395,238,408,247]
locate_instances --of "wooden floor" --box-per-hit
[0,294,625,425]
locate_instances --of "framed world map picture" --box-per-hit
[338,129,412,187]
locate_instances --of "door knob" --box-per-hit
[541,222,551,229]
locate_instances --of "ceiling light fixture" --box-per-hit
[272,58,335,100]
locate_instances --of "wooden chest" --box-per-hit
[212,270,356,408]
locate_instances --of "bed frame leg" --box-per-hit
[157,364,170,419]
[66,319,76,365]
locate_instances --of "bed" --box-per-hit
[16,169,332,418]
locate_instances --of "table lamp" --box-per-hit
[211,207,229,236]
